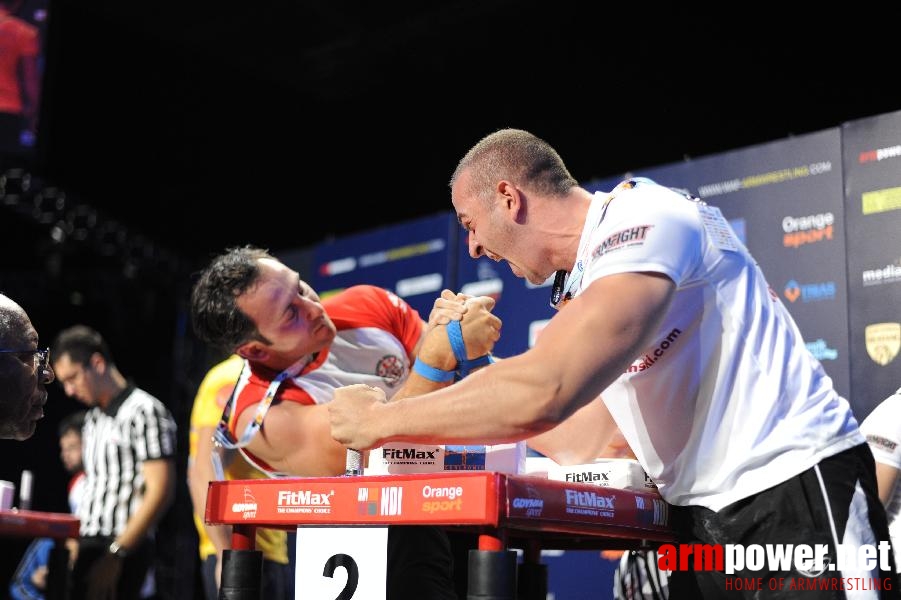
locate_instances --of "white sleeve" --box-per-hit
[582,184,703,289]
[861,392,901,469]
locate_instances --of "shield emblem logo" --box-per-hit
[865,322,901,366]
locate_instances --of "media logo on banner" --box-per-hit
[865,323,900,366]
[862,259,901,287]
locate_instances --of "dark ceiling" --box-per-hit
[13,2,901,269]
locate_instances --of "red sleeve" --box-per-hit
[324,285,423,358]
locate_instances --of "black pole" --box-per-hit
[467,549,517,600]
[219,548,263,600]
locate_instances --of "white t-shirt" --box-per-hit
[859,388,901,570]
[565,178,862,510]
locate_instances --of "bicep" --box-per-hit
[529,271,675,415]
[242,400,347,476]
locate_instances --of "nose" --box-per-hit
[467,233,484,259]
[298,295,324,321]
[40,363,54,384]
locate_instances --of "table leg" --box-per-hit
[468,533,517,600]
[46,539,70,600]
[220,525,262,600]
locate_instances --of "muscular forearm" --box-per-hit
[340,275,673,450]
[526,397,619,465]
[381,353,565,445]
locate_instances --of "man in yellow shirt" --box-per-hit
[188,354,292,599]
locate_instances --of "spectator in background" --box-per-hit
[9,410,86,600]
[187,353,293,600]
[51,325,176,600]
[0,292,53,440]
[860,387,901,573]
[0,0,41,160]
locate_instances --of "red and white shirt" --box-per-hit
[224,285,423,476]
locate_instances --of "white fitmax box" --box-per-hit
[364,442,526,475]
[545,458,657,492]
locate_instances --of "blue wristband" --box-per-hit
[446,319,468,363]
[447,320,494,378]
[412,357,456,382]
[458,353,494,378]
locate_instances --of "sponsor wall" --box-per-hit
[840,110,901,419]
[309,211,458,318]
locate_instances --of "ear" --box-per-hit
[236,341,268,362]
[497,180,524,222]
[89,352,106,374]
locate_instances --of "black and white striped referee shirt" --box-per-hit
[78,383,176,538]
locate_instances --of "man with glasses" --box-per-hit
[190,245,501,599]
[0,293,53,440]
[50,325,176,600]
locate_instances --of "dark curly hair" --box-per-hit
[190,245,275,352]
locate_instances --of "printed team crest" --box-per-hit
[376,355,405,387]
[865,322,901,366]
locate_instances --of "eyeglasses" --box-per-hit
[0,347,51,376]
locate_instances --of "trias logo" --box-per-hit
[564,489,615,518]
[231,487,258,519]
[276,489,334,515]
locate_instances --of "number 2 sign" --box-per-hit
[295,526,388,600]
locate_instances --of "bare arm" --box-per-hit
[240,292,501,476]
[874,461,901,505]
[526,397,620,465]
[187,424,232,554]
[115,458,175,550]
[329,272,675,449]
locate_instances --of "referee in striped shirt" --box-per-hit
[51,325,176,600]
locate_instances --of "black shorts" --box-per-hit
[667,444,900,599]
